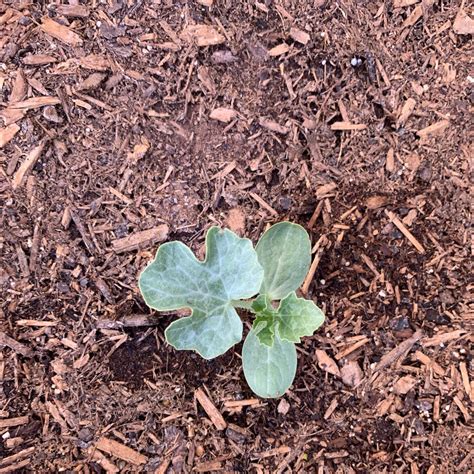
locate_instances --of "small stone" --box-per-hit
[277,398,290,415]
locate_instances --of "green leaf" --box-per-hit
[253,311,276,347]
[276,292,325,343]
[242,329,297,398]
[256,222,311,300]
[139,227,264,359]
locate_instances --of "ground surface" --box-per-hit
[0,1,473,472]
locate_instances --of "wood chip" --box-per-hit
[258,117,289,134]
[0,416,29,429]
[290,27,310,45]
[41,17,83,47]
[375,330,422,371]
[0,124,20,148]
[55,5,90,18]
[416,120,449,140]
[180,24,225,46]
[95,437,147,466]
[330,121,367,131]
[249,192,278,216]
[394,0,419,8]
[12,141,47,190]
[421,329,466,347]
[414,351,445,376]
[252,446,291,459]
[111,225,169,253]
[393,375,417,394]
[9,69,27,104]
[22,54,57,65]
[209,107,237,123]
[384,210,425,254]
[225,208,245,235]
[453,396,471,422]
[315,349,341,377]
[323,397,339,419]
[335,337,370,360]
[9,96,61,110]
[402,5,423,28]
[453,8,474,35]
[195,387,226,430]
[0,332,34,357]
[0,447,35,467]
[396,98,416,128]
[268,43,290,56]
[0,459,31,473]
[459,362,472,400]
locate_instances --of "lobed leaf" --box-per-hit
[256,222,311,300]
[242,329,297,398]
[139,227,264,359]
[276,292,325,343]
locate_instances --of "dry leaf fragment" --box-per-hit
[316,182,337,198]
[268,43,290,56]
[403,153,421,172]
[341,360,363,387]
[290,27,310,45]
[277,398,290,415]
[315,349,341,377]
[79,54,110,71]
[453,8,474,35]
[259,117,289,134]
[366,195,389,209]
[0,123,20,148]
[209,107,237,123]
[74,73,106,92]
[226,208,246,235]
[180,24,225,46]
[41,17,82,47]
[22,54,57,65]
[417,120,449,140]
[393,375,417,394]
[127,139,150,163]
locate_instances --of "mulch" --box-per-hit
[0,0,473,472]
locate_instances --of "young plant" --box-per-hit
[139,222,325,398]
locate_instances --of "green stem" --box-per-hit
[231,299,254,311]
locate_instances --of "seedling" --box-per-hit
[139,222,325,398]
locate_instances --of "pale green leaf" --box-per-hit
[256,222,311,300]
[242,329,297,398]
[276,292,325,343]
[139,227,264,359]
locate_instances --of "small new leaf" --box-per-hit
[277,292,325,343]
[256,222,311,300]
[139,227,263,359]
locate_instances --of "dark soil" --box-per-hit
[1,0,473,472]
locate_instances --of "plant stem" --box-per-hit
[231,300,254,311]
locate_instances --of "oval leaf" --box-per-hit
[242,329,297,398]
[139,227,264,359]
[256,222,311,300]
